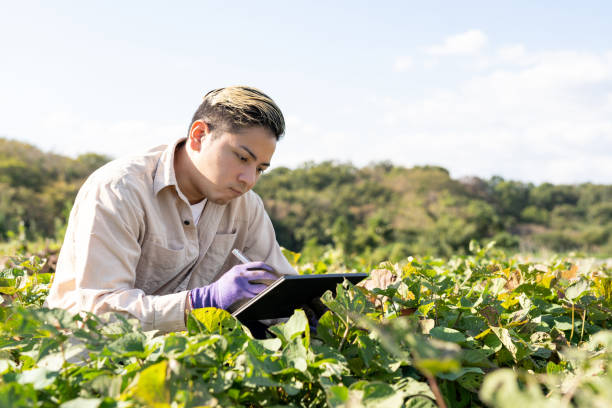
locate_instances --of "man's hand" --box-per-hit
[189,262,279,311]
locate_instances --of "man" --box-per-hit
[45,86,297,332]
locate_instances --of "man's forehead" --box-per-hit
[226,129,276,161]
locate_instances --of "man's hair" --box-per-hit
[190,86,285,140]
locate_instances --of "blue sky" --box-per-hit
[1,1,611,184]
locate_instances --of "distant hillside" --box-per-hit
[0,138,111,241]
[254,162,612,260]
[1,138,611,260]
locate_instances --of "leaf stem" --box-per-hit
[434,295,439,326]
[337,315,350,352]
[390,300,400,318]
[451,310,463,329]
[425,373,447,408]
[569,302,575,343]
[580,308,586,343]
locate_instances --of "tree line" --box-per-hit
[1,138,611,260]
[0,138,110,243]
[254,162,612,261]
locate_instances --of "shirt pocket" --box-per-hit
[201,232,238,283]
[135,239,187,294]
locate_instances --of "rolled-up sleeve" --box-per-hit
[46,177,187,333]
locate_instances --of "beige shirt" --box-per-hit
[45,138,296,332]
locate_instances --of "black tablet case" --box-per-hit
[230,273,368,321]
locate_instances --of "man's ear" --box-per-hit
[188,121,211,151]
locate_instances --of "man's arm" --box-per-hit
[46,178,188,333]
[243,193,297,276]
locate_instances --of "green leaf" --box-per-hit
[415,357,461,376]
[0,359,16,374]
[460,348,493,366]
[320,281,373,325]
[311,343,350,377]
[360,382,404,408]
[479,369,518,405]
[357,335,401,373]
[394,377,435,400]
[268,309,310,347]
[317,310,343,348]
[546,362,563,375]
[88,375,122,399]
[60,398,102,408]
[437,366,484,381]
[281,338,309,372]
[0,383,38,407]
[429,327,467,344]
[105,332,145,356]
[162,334,188,356]
[326,385,349,407]
[479,368,552,407]
[552,316,574,331]
[16,367,58,390]
[565,279,590,301]
[457,371,485,393]
[256,338,282,352]
[490,327,518,361]
[404,396,437,408]
[206,370,236,394]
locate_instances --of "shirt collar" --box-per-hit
[153,137,187,197]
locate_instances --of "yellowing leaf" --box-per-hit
[474,328,492,340]
[561,264,578,280]
[537,271,556,289]
[281,247,301,267]
[498,293,519,309]
[490,327,518,362]
[187,307,240,336]
[128,361,170,408]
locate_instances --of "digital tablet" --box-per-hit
[230,273,368,321]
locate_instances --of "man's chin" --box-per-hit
[210,195,237,205]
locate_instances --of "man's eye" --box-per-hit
[257,168,266,175]
[236,153,248,162]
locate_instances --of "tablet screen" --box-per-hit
[231,273,368,321]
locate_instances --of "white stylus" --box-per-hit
[232,248,282,278]
[232,248,251,264]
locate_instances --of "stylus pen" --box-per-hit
[232,248,283,278]
[231,248,252,263]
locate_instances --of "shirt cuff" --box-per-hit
[152,290,189,332]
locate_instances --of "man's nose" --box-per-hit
[238,169,257,189]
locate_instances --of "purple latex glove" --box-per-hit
[189,262,279,311]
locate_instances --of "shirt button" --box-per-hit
[184,220,190,226]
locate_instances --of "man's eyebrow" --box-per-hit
[239,145,270,166]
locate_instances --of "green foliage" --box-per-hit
[0,138,110,242]
[255,162,612,261]
[1,248,611,407]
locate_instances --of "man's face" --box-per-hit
[187,122,277,205]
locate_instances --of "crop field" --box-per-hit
[0,244,611,407]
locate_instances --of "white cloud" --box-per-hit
[393,56,413,72]
[375,48,612,184]
[426,29,488,56]
[497,44,527,63]
[423,59,438,69]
